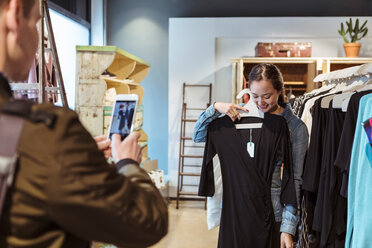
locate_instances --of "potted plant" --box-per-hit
[338,18,368,57]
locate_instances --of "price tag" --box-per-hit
[247,142,255,158]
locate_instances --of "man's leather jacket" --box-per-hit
[0,74,168,248]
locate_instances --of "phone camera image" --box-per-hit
[109,100,136,140]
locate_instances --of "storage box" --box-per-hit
[142,159,165,189]
[142,159,158,172]
[255,42,312,57]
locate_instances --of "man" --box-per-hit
[0,0,168,247]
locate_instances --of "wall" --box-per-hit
[106,0,372,177]
[91,0,105,45]
[107,2,169,173]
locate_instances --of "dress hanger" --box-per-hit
[324,81,361,109]
[321,94,337,108]
[235,89,263,129]
[340,78,372,111]
[333,92,355,109]
[357,78,372,92]
[332,80,364,109]
[320,79,351,108]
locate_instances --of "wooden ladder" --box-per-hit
[9,0,68,108]
[176,83,212,209]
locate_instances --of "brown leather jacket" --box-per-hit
[0,75,168,247]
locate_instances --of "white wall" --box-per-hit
[91,0,106,45]
[168,17,372,196]
[50,9,90,109]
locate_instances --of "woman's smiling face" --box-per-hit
[250,79,281,113]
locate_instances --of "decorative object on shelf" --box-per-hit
[338,18,368,58]
[255,42,312,57]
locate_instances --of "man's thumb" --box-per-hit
[111,134,121,145]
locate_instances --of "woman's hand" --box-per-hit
[280,233,293,248]
[94,135,112,159]
[214,102,248,122]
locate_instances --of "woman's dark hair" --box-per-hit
[248,63,285,102]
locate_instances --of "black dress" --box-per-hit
[334,90,372,197]
[301,96,333,247]
[198,114,297,248]
[302,96,332,193]
[118,110,125,130]
[312,101,346,247]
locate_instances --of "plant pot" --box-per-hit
[344,43,361,57]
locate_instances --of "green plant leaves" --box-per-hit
[339,18,368,43]
[338,22,350,43]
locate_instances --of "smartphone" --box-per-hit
[362,117,372,148]
[108,94,138,140]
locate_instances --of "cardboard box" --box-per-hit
[142,159,158,172]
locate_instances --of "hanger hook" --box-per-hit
[237,89,251,99]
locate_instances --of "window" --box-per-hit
[49,0,91,28]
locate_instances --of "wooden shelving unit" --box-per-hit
[231,57,372,103]
[75,45,150,161]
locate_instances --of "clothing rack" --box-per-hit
[9,0,68,108]
[313,63,372,84]
[295,63,372,248]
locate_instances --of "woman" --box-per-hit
[194,64,309,248]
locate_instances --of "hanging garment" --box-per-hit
[292,85,333,118]
[199,114,297,248]
[312,101,346,248]
[301,92,338,135]
[206,155,223,230]
[345,94,372,248]
[45,51,58,103]
[334,90,372,198]
[301,95,333,247]
[302,96,332,193]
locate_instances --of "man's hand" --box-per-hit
[111,132,142,163]
[280,232,293,248]
[94,135,111,159]
[214,102,248,122]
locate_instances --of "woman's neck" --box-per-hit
[270,104,284,115]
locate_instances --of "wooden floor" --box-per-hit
[150,200,219,248]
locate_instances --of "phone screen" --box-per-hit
[109,100,137,140]
[362,117,372,148]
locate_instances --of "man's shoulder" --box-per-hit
[35,102,77,119]
[19,103,88,155]
[28,103,80,131]
[1,100,78,125]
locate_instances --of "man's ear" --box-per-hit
[5,0,22,32]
